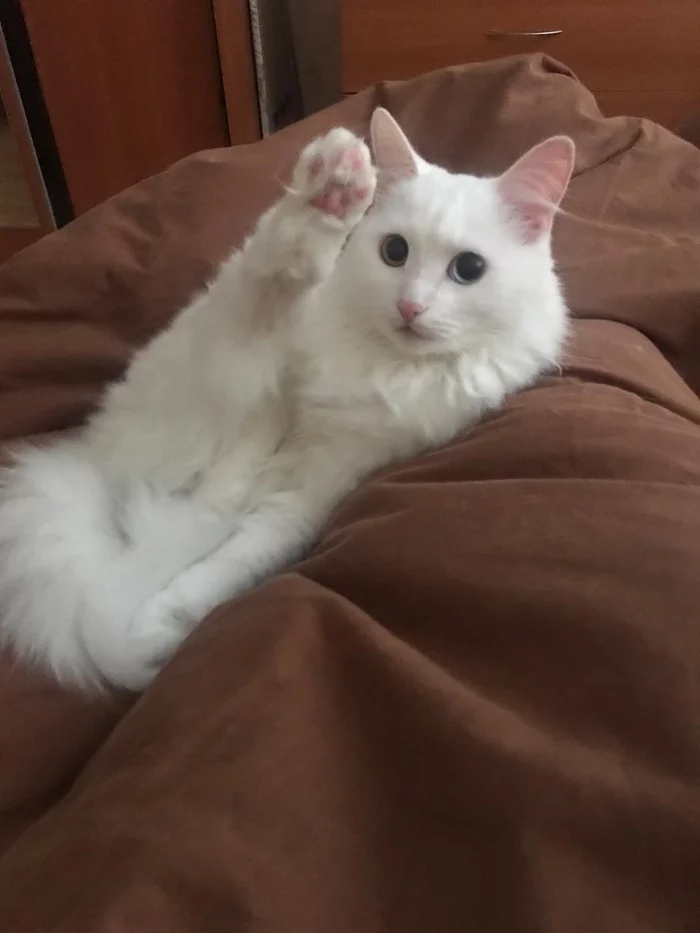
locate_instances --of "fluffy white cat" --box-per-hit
[0,110,574,690]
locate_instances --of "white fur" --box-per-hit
[0,114,574,690]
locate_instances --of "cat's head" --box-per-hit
[339,109,574,361]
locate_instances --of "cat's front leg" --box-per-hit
[244,128,377,290]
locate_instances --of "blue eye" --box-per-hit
[380,234,409,267]
[448,251,487,284]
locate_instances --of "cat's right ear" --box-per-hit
[370,108,419,191]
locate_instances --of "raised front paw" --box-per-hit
[293,128,376,225]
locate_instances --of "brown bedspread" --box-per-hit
[0,55,698,932]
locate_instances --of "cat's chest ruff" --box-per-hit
[295,343,472,445]
[298,341,403,411]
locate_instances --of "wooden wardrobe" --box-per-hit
[0,0,261,263]
[342,0,700,130]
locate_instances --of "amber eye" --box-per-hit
[380,234,409,267]
[448,251,487,284]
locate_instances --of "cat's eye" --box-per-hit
[380,234,409,267]
[448,251,487,285]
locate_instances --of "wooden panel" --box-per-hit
[20,0,229,214]
[595,91,700,128]
[212,0,261,144]
[0,228,41,264]
[343,0,700,104]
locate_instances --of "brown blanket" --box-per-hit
[0,54,698,932]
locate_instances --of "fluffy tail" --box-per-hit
[0,441,232,690]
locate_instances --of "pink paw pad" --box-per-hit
[311,188,344,217]
[309,144,374,220]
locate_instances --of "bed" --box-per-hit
[0,54,698,932]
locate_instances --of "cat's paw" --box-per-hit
[124,616,185,690]
[132,589,198,651]
[294,128,376,225]
[131,564,217,657]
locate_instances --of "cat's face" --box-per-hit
[338,111,574,360]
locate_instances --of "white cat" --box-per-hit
[0,110,574,691]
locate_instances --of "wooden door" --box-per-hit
[19,0,231,214]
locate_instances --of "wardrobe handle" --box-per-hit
[485,29,563,38]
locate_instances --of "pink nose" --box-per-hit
[397,299,424,323]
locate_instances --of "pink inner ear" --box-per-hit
[370,108,418,188]
[514,202,555,242]
[498,136,575,243]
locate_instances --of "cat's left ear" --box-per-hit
[498,136,575,244]
[370,108,419,191]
